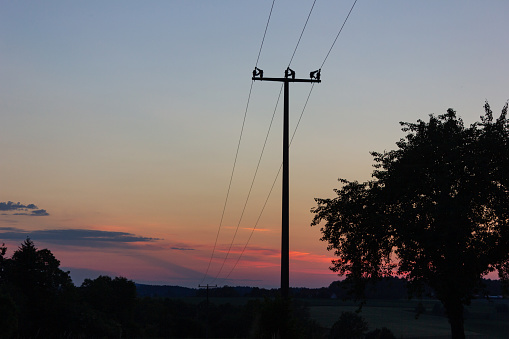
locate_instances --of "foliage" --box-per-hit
[79,275,139,337]
[134,297,206,338]
[329,311,368,339]
[0,243,6,287]
[0,293,18,338]
[312,102,509,339]
[0,238,77,337]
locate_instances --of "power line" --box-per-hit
[212,84,284,283]
[199,81,254,285]
[288,0,317,67]
[217,0,359,285]
[218,161,282,285]
[256,0,276,68]
[321,0,358,69]
[211,0,318,286]
[200,0,277,285]
[218,84,315,286]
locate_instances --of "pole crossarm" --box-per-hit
[252,77,321,83]
[198,284,218,288]
[252,66,321,83]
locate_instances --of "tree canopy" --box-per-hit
[0,239,143,337]
[0,238,76,337]
[311,102,509,339]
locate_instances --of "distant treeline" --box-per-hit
[137,277,505,299]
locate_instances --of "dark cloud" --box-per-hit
[171,247,195,251]
[31,209,49,216]
[0,201,37,211]
[0,201,49,216]
[0,227,159,248]
[0,227,23,232]
[13,209,49,216]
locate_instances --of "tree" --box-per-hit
[9,239,73,295]
[0,243,7,285]
[1,238,76,336]
[311,102,509,339]
[247,297,322,339]
[79,275,138,337]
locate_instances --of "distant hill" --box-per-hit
[135,284,263,298]
[136,284,197,298]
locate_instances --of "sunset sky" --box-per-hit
[1,1,507,288]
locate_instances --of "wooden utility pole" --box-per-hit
[252,67,321,299]
[198,284,217,339]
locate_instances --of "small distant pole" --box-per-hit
[252,67,321,299]
[199,284,217,339]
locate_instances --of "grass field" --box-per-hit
[187,296,508,338]
[307,298,509,338]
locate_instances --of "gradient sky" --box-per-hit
[1,1,507,288]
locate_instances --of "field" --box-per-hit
[306,298,509,338]
[195,296,508,338]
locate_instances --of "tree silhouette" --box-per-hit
[80,275,138,336]
[312,102,509,339]
[1,238,76,336]
[0,243,18,338]
[0,243,6,285]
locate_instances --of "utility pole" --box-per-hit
[252,67,321,299]
[198,284,217,339]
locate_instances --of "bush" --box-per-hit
[248,297,323,339]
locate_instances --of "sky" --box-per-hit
[1,1,508,288]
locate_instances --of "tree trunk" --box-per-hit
[443,298,465,339]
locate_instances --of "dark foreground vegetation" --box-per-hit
[1,239,507,338]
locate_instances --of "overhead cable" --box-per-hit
[212,85,283,284]
[218,0,359,285]
[217,84,315,285]
[288,0,317,67]
[321,0,358,69]
[214,0,320,284]
[200,0,277,285]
